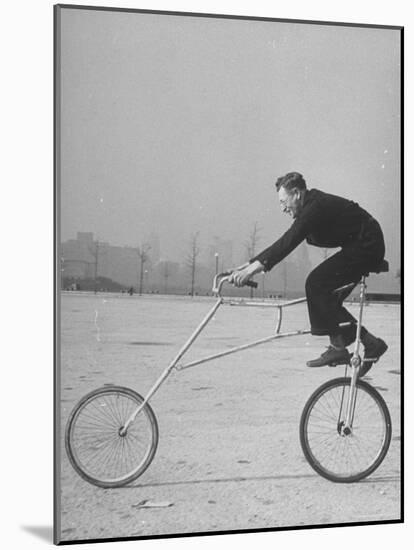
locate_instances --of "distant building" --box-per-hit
[61,232,144,287]
[61,232,96,279]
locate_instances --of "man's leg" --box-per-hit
[304,253,359,366]
[331,286,372,346]
[327,261,388,374]
[331,283,359,345]
[305,251,362,337]
[305,251,387,369]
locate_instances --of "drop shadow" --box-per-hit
[21,525,53,543]
[123,472,400,489]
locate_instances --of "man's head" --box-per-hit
[275,172,307,219]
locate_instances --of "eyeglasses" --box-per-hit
[279,190,299,211]
[279,195,294,208]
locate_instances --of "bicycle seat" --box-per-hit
[363,259,389,277]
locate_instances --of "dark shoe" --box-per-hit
[306,346,351,368]
[359,338,388,377]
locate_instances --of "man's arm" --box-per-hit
[230,192,323,287]
[251,210,317,272]
[230,214,314,287]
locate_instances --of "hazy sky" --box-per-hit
[59,8,401,276]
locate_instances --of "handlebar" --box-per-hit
[212,271,258,296]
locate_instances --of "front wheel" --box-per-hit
[65,386,159,488]
[300,377,391,483]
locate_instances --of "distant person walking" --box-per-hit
[229,172,388,376]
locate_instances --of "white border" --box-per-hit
[3,1,410,548]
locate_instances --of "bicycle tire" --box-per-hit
[300,377,391,483]
[65,385,158,488]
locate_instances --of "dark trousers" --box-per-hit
[305,219,385,339]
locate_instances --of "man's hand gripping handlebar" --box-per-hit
[212,268,259,297]
[229,260,264,287]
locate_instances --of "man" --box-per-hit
[229,172,387,376]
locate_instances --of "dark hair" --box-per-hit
[275,172,307,193]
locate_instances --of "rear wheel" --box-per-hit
[65,386,158,488]
[300,377,391,482]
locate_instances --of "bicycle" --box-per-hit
[65,261,392,487]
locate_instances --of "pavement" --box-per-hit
[57,293,401,542]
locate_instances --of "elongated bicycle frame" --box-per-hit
[120,273,366,435]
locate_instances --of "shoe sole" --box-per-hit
[306,357,350,368]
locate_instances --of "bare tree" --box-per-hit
[245,221,261,259]
[244,222,261,297]
[137,243,151,295]
[186,232,200,297]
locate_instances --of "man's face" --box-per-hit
[278,187,302,219]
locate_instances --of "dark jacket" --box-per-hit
[251,189,383,272]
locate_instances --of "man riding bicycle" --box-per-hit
[229,172,388,377]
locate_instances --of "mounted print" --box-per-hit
[54,4,403,545]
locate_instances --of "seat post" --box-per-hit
[352,276,367,362]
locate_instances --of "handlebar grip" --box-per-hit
[245,280,258,288]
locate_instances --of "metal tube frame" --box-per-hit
[343,276,366,429]
[122,272,365,433]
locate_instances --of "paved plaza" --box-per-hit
[58,293,401,542]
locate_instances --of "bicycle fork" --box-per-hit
[338,277,367,435]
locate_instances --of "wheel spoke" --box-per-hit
[66,388,158,487]
[301,379,391,482]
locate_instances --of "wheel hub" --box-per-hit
[118,426,127,437]
[337,420,352,436]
